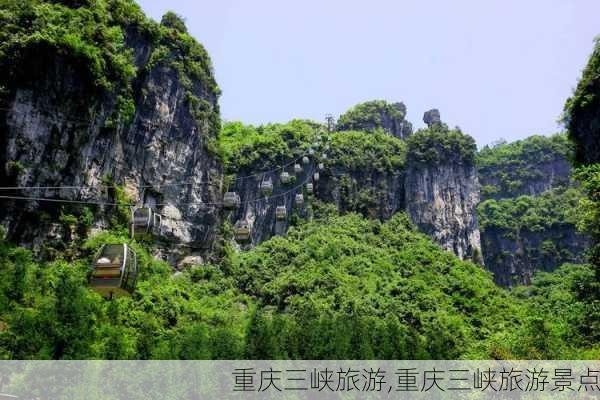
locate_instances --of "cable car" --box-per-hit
[318,163,324,170]
[234,220,251,242]
[294,163,303,174]
[324,144,330,151]
[295,194,304,206]
[90,244,138,298]
[130,207,161,238]
[224,192,241,209]
[307,183,314,194]
[314,172,320,182]
[322,153,328,160]
[308,148,315,155]
[280,171,291,184]
[302,156,310,165]
[276,206,287,220]
[260,178,273,195]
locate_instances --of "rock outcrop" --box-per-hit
[481,224,589,287]
[423,109,442,128]
[336,100,413,139]
[405,160,482,262]
[225,129,406,247]
[476,134,589,286]
[0,8,222,260]
[477,134,573,201]
[404,118,483,262]
[225,115,483,264]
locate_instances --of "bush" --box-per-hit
[406,126,477,165]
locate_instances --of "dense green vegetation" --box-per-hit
[477,187,581,235]
[477,134,573,199]
[219,121,406,175]
[564,38,600,165]
[0,210,596,359]
[219,120,320,173]
[336,100,408,134]
[0,0,597,363]
[327,129,406,172]
[406,126,477,165]
[0,0,220,132]
[563,38,600,340]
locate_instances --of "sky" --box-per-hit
[137,0,600,146]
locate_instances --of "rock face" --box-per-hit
[226,117,482,264]
[226,166,314,246]
[336,100,413,139]
[226,157,405,247]
[0,17,222,258]
[479,156,571,200]
[423,109,442,128]
[405,160,482,262]
[476,134,589,286]
[481,225,589,287]
[477,134,574,201]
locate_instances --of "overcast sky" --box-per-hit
[137,0,599,146]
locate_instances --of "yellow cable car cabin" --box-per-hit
[234,220,251,242]
[131,207,162,238]
[276,205,287,220]
[89,244,138,299]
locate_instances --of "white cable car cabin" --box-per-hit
[90,244,138,299]
[131,207,161,238]
[314,172,320,182]
[234,220,251,242]
[276,206,287,220]
[318,163,324,170]
[307,183,314,194]
[308,148,315,155]
[295,194,304,206]
[294,164,303,174]
[322,153,328,160]
[280,171,291,184]
[224,192,241,209]
[302,156,310,165]
[260,179,273,195]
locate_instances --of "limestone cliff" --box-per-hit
[476,135,589,286]
[0,3,222,260]
[404,114,482,262]
[477,134,573,200]
[481,223,589,287]
[224,113,483,264]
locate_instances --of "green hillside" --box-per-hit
[0,211,597,359]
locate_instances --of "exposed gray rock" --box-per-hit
[405,160,483,262]
[0,27,222,257]
[481,225,590,287]
[423,109,442,128]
